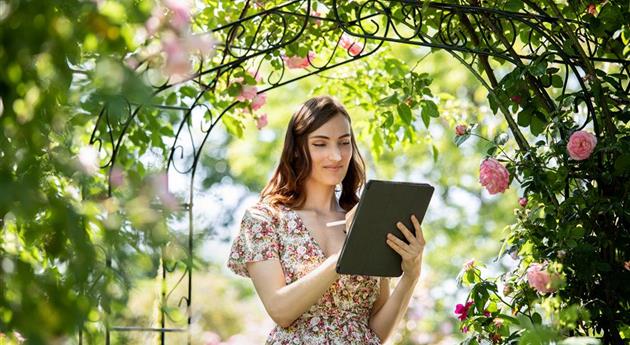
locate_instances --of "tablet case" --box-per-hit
[335,180,434,277]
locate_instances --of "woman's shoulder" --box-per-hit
[244,200,288,223]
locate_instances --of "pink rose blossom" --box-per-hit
[145,7,164,36]
[162,33,191,78]
[479,158,510,194]
[340,33,363,56]
[251,93,266,111]
[185,33,215,56]
[282,51,315,69]
[455,124,467,136]
[567,130,597,160]
[256,113,268,130]
[164,0,191,31]
[527,263,558,294]
[454,301,474,321]
[237,85,258,102]
[519,197,528,207]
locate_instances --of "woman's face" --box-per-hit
[305,114,353,187]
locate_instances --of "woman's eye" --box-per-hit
[313,143,325,147]
[341,142,351,145]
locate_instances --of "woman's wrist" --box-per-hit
[400,272,420,286]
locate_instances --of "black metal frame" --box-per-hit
[86,1,629,343]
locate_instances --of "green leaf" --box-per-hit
[421,111,430,129]
[530,111,546,136]
[518,108,532,127]
[421,100,439,118]
[397,103,412,125]
[221,114,244,138]
[381,111,394,128]
[432,144,439,163]
[455,134,470,147]
[377,93,399,106]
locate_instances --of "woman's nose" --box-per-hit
[329,147,342,161]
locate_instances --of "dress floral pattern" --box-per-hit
[228,202,382,345]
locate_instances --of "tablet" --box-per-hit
[335,180,434,277]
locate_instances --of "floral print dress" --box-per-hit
[228,202,383,345]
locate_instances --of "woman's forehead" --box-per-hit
[308,115,351,138]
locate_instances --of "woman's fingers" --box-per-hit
[387,233,415,257]
[411,214,425,245]
[396,221,419,247]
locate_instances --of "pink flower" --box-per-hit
[454,301,474,321]
[463,259,475,271]
[483,310,491,317]
[110,167,124,187]
[251,92,266,111]
[461,326,469,333]
[164,0,191,31]
[162,33,191,78]
[527,263,558,294]
[511,95,522,104]
[479,158,510,194]
[145,7,164,37]
[282,51,315,69]
[237,85,258,102]
[567,131,597,160]
[455,124,467,136]
[185,33,215,56]
[519,197,528,207]
[339,33,363,56]
[256,113,268,130]
[493,318,503,328]
[152,174,179,211]
[312,10,322,26]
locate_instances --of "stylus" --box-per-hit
[326,220,346,227]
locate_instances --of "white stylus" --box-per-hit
[326,220,346,227]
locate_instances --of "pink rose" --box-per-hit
[455,124,467,136]
[454,301,474,321]
[251,92,266,111]
[282,51,315,69]
[519,197,528,207]
[526,263,558,294]
[567,131,597,160]
[237,85,258,102]
[164,0,191,31]
[256,113,268,130]
[479,158,510,194]
[340,33,363,56]
[162,33,191,78]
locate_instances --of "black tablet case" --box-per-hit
[336,180,434,277]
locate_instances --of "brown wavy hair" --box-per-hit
[260,96,366,211]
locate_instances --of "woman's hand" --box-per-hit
[386,214,425,279]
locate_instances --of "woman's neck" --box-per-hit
[300,179,340,214]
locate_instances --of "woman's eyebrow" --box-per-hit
[310,133,351,139]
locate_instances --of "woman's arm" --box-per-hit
[369,214,426,342]
[247,253,339,328]
[368,274,419,342]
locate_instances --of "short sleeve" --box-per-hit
[227,203,281,277]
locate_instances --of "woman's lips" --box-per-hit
[324,165,343,171]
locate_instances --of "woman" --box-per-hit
[227,96,426,344]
